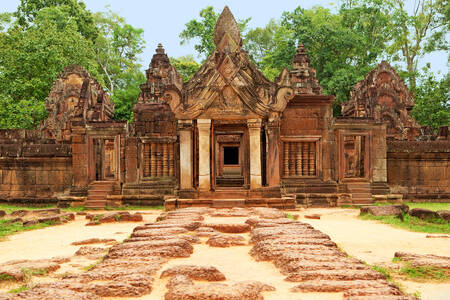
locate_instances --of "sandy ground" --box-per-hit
[299,208,450,300]
[0,208,449,299]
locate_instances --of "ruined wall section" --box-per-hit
[0,65,112,204]
[0,130,72,203]
[387,139,450,202]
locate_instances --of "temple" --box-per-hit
[0,7,448,209]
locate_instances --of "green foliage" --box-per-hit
[15,0,98,41]
[0,6,100,129]
[399,264,450,280]
[387,0,449,89]
[372,265,392,280]
[8,285,29,293]
[170,55,201,82]
[0,274,15,281]
[411,69,450,129]
[0,220,56,239]
[359,212,450,234]
[93,9,145,121]
[179,6,250,60]
[104,205,164,211]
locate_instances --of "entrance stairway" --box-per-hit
[86,181,117,209]
[347,181,372,205]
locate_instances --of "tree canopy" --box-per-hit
[0,1,145,128]
[0,1,448,129]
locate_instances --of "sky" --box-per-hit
[1,0,447,76]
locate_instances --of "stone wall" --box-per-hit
[0,130,72,203]
[387,140,450,202]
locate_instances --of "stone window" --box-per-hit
[283,141,317,177]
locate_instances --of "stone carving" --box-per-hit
[38,64,113,142]
[342,61,420,140]
[290,44,323,95]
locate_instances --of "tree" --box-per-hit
[110,70,145,121]
[0,6,100,128]
[170,55,201,82]
[93,9,145,94]
[179,6,251,59]
[411,68,450,129]
[388,0,448,90]
[93,9,146,121]
[244,19,279,66]
[14,0,98,41]
[261,4,391,113]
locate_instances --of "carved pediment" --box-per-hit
[342,61,420,140]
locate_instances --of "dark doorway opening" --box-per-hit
[224,146,239,165]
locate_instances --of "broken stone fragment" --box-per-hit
[408,208,441,221]
[160,265,226,281]
[206,234,246,247]
[71,238,117,245]
[203,223,251,233]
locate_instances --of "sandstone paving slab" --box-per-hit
[206,234,246,247]
[160,265,226,281]
[394,251,450,269]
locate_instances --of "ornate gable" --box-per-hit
[342,61,419,140]
[172,6,293,120]
[38,64,113,142]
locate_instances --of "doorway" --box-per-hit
[214,130,246,188]
[94,138,116,181]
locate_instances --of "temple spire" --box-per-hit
[290,43,322,95]
[213,6,241,51]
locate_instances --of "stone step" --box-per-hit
[88,190,112,196]
[87,195,107,200]
[351,193,372,198]
[85,200,107,209]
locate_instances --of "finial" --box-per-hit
[293,43,310,67]
[156,43,165,54]
[213,6,241,48]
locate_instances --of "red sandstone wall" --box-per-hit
[0,130,72,203]
[387,141,450,201]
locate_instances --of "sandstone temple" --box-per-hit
[0,7,448,209]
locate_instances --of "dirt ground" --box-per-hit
[0,208,449,299]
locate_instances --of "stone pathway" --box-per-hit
[2,207,418,299]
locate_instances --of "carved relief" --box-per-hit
[342,61,420,140]
[38,65,113,142]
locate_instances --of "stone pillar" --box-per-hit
[197,119,211,191]
[178,120,193,190]
[266,119,281,186]
[248,119,262,189]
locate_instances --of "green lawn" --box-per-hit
[0,219,56,239]
[360,212,449,234]
[404,202,449,211]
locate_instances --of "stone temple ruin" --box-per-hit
[0,7,448,209]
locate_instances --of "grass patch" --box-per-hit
[285,213,297,220]
[105,205,163,211]
[0,204,54,214]
[373,202,449,211]
[384,258,449,282]
[372,265,391,281]
[8,285,29,293]
[399,264,450,281]
[0,274,15,281]
[359,212,449,234]
[0,220,56,239]
[340,204,360,209]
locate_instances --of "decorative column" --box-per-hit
[197,119,211,191]
[178,120,193,190]
[248,119,262,189]
[266,118,281,186]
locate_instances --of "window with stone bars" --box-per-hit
[143,142,174,178]
[283,141,316,176]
